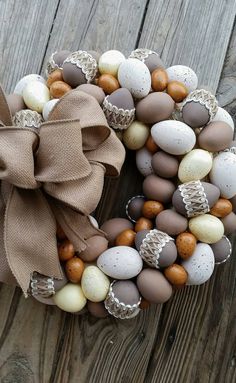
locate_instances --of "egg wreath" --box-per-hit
[0,48,235,319]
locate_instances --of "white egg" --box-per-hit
[89,215,99,229]
[42,98,59,120]
[182,243,215,285]
[210,151,236,198]
[178,149,213,182]
[14,74,46,95]
[166,65,198,92]
[81,266,110,302]
[53,283,87,313]
[151,120,196,155]
[23,81,50,113]
[98,50,126,76]
[97,246,143,279]
[118,58,151,99]
[136,147,153,176]
[212,106,234,132]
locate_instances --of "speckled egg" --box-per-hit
[210,235,232,264]
[210,152,236,199]
[143,174,175,203]
[118,58,151,99]
[166,65,198,92]
[176,232,197,259]
[178,149,213,183]
[42,98,59,120]
[97,246,143,279]
[126,195,146,222]
[164,264,188,285]
[98,50,126,76]
[151,151,179,178]
[221,212,236,235]
[23,81,50,113]
[14,74,46,95]
[101,218,134,246]
[155,209,188,236]
[6,94,26,116]
[79,235,108,262]
[151,120,196,155]
[212,107,234,132]
[137,269,173,303]
[136,92,175,124]
[53,283,87,313]
[136,147,153,176]
[123,121,150,150]
[182,243,215,285]
[81,266,110,302]
[77,84,105,104]
[198,121,233,152]
[189,214,224,244]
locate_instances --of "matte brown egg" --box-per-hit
[198,121,234,152]
[62,61,87,87]
[167,81,188,103]
[152,151,179,178]
[107,88,134,109]
[164,264,188,285]
[137,269,172,304]
[47,69,63,87]
[6,93,26,116]
[65,257,85,283]
[182,101,210,128]
[58,240,75,261]
[126,195,146,222]
[140,298,150,309]
[144,53,164,72]
[56,224,67,240]
[151,68,168,91]
[142,200,164,219]
[145,135,159,153]
[100,218,134,246]
[143,174,175,203]
[210,198,233,218]
[176,232,197,259]
[221,212,236,234]
[50,80,72,98]
[155,209,188,236]
[97,74,120,94]
[210,235,232,264]
[53,50,71,67]
[77,84,105,104]
[112,280,140,305]
[136,92,175,124]
[135,217,153,232]
[115,229,136,247]
[230,195,236,213]
[87,301,109,318]
[79,235,108,262]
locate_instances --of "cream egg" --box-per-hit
[23,81,50,113]
[178,149,213,183]
[81,266,110,302]
[189,214,224,244]
[53,283,87,313]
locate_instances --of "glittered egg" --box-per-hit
[101,218,134,246]
[135,217,153,232]
[178,149,213,183]
[97,246,143,279]
[42,98,59,120]
[176,232,197,259]
[189,214,224,244]
[46,69,63,87]
[142,200,164,219]
[151,120,196,155]
[166,65,198,92]
[97,74,120,94]
[210,198,233,218]
[23,81,50,113]
[210,235,232,264]
[136,92,175,124]
[155,209,188,236]
[6,94,26,116]
[126,195,146,222]
[123,121,150,150]
[103,88,135,130]
[198,121,233,152]
[118,58,151,99]
[167,81,188,103]
[210,152,236,199]
[14,74,46,95]
[115,229,136,247]
[77,84,105,104]
[143,174,175,203]
[151,151,179,178]
[136,147,153,176]
[53,283,87,313]
[49,80,72,98]
[81,265,110,302]
[164,264,188,285]
[212,106,234,132]
[129,48,164,72]
[62,51,98,87]
[65,257,84,283]
[182,243,215,285]
[137,269,173,303]
[79,235,108,262]
[98,50,126,76]
[151,68,168,91]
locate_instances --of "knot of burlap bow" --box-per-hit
[0,85,125,295]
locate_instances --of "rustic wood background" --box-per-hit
[0,0,236,382]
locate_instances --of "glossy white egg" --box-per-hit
[42,98,59,120]
[23,81,50,113]
[210,151,236,198]
[14,74,46,95]
[98,50,126,77]
[136,147,153,176]
[178,149,213,182]
[166,65,198,92]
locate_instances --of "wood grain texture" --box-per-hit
[0,1,235,382]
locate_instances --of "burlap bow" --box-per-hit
[0,85,125,295]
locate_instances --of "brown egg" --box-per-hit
[6,94,26,116]
[176,232,197,259]
[56,223,67,241]
[167,81,188,103]
[65,257,85,283]
[198,121,234,152]
[97,74,120,94]
[230,194,236,212]
[210,235,232,264]
[136,92,175,124]
[115,229,136,247]
[145,135,159,153]
[58,240,75,261]
[210,198,233,218]
[50,80,72,98]
[101,218,134,246]
[182,101,210,128]
[140,298,150,309]
[79,235,108,262]
[126,195,146,222]
[156,210,188,236]
[164,264,188,285]
[87,301,108,318]
[137,269,172,304]
[151,68,168,91]
[143,174,175,203]
[135,217,153,232]
[47,69,63,87]
[152,151,179,179]
[142,200,164,219]
[76,84,105,104]
[221,212,236,235]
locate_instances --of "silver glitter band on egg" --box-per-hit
[215,235,232,265]
[46,52,60,77]
[63,50,98,83]
[181,89,218,122]
[129,48,155,61]
[139,229,174,269]
[126,195,146,223]
[29,272,55,298]
[13,109,43,129]
[104,281,141,319]
[178,180,210,218]
[103,97,135,130]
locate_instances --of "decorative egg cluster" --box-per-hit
[8,48,235,319]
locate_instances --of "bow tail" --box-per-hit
[4,186,63,295]
[50,199,105,252]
